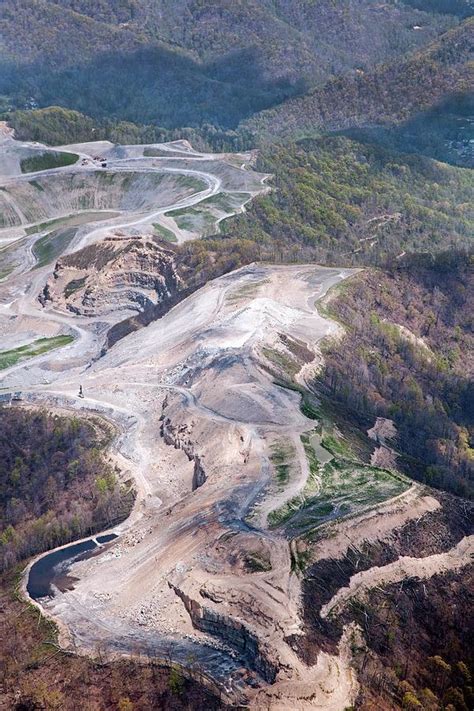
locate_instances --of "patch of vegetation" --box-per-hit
[268,428,408,534]
[300,395,322,421]
[20,151,78,173]
[0,335,74,370]
[28,179,44,191]
[270,439,295,487]
[175,210,217,234]
[172,214,198,232]
[153,223,178,242]
[244,552,272,573]
[64,276,87,298]
[25,211,118,236]
[290,547,312,574]
[200,192,250,212]
[165,203,217,234]
[226,278,270,304]
[32,227,77,268]
[262,346,300,379]
[0,266,14,281]
[0,239,26,281]
[175,175,204,190]
[320,432,353,459]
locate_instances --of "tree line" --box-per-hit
[0,407,134,571]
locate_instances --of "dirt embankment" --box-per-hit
[290,492,473,710]
[292,492,473,660]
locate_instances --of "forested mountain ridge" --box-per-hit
[317,251,474,499]
[223,136,474,265]
[246,17,474,139]
[0,0,468,129]
[8,0,458,72]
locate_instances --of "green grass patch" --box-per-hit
[268,428,409,534]
[290,548,312,574]
[64,277,87,298]
[25,210,120,236]
[26,216,68,236]
[32,227,77,268]
[267,383,408,534]
[0,335,74,370]
[300,395,321,420]
[320,432,353,459]
[227,278,270,304]
[166,205,197,219]
[262,346,300,379]
[270,438,295,487]
[173,215,196,231]
[166,206,215,233]
[153,223,178,242]
[28,179,45,192]
[165,190,242,235]
[0,238,27,280]
[199,192,250,212]
[175,175,205,190]
[244,552,272,573]
[21,151,78,174]
[143,147,187,158]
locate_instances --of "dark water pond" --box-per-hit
[27,534,118,600]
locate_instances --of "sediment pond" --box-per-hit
[27,534,118,600]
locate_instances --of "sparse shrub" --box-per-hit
[168,666,184,695]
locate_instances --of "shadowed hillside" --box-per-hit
[0,0,465,128]
[245,19,474,139]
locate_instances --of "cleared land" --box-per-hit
[1,129,471,709]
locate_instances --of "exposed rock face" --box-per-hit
[192,454,207,491]
[41,235,182,319]
[170,583,278,683]
[161,413,207,491]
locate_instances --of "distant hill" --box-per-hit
[399,0,474,18]
[244,18,474,139]
[0,0,465,129]
[344,93,474,168]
